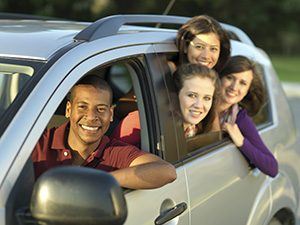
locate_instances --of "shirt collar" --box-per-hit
[51,121,111,158]
[52,121,69,150]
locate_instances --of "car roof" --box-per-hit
[0,20,177,61]
[0,15,255,61]
[0,20,89,60]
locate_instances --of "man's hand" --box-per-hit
[110,154,176,189]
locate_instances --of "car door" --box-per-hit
[182,142,272,225]
[154,48,274,225]
[123,51,189,225]
[1,42,189,225]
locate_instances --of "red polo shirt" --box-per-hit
[32,122,146,179]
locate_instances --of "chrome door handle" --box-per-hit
[154,202,187,225]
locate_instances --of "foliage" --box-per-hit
[270,55,300,82]
[0,0,299,54]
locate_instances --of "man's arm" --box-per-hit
[110,153,177,189]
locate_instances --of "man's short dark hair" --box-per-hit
[68,75,113,104]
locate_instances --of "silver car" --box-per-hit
[0,14,299,225]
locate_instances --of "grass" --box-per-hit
[269,55,300,83]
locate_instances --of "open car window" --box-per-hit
[46,57,152,153]
[159,52,273,158]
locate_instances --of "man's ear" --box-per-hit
[65,101,71,118]
[110,105,115,122]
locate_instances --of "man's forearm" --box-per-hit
[110,161,176,189]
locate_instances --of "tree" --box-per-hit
[0,0,299,54]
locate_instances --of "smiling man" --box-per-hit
[32,75,176,189]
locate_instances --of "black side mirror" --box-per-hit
[30,166,127,225]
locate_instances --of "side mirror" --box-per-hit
[30,166,127,225]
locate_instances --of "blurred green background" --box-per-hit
[270,55,300,82]
[1,0,299,82]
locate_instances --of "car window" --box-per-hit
[107,63,133,103]
[160,53,272,157]
[158,53,222,154]
[0,63,33,117]
[28,55,176,189]
[251,63,272,127]
[0,59,44,137]
[46,57,152,152]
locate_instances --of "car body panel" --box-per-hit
[125,167,189,225]
[183,143,271,225]
[0,20,88,60]
[0,209,4,225]
[270,174,298,217]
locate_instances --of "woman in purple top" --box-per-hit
[218,55,278,177]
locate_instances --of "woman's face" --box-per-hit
[179,76,215,127]
[187,32,221,69]
[220,70,253,108]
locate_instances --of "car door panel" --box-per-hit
[125,167,189,225]
[184,144,271,225]
[2,44,183,224]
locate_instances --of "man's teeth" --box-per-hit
[81,125,99,131]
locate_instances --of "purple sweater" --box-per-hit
[236,109,278,177]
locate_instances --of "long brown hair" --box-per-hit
[173,63,221,133]
[219,55,266,116]
[176,15,231,73]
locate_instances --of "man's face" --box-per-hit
[65,84,113,150]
